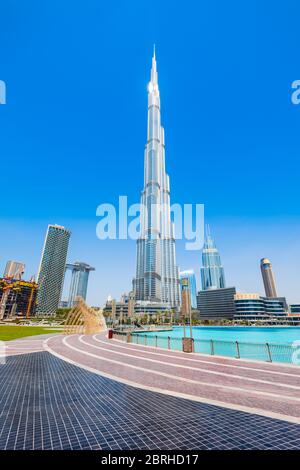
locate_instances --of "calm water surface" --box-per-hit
[143,326,300,344]
[133,327,300,363]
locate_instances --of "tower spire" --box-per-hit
[150,46,158,87]
[206,224,211,240]
[204,224,214,248]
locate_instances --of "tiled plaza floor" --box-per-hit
[0,352,299,450]
[46,333,300,421]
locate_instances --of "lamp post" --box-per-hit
[182,311,186,338]
[180,278,194,352]
[189,309,193,340]
[120,307,123,330]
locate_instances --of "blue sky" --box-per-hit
[1,0,300,304]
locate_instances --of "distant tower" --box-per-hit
[66,262,95,307]
[3,261,25,280]
[200,225,226,291]
[179,270,197,308]
[36,224,71,315]
[260,258,278,298]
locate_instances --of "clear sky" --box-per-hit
[1,0,300,305]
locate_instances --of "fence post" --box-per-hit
[145,335,147,346]
[168,336,170,349]
[136,335,139,344]
[155,335,158,348]
[210,339,214,355]
[266,343,272,362]
[236,341,240,359]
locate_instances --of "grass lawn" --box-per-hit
[0,326,61,341]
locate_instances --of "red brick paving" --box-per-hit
[44,333,300,423]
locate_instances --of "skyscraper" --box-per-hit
[3,261,25,280]
[260,258,278,298]
[200,225,225,291]
[133,50,180,309]
[179,270,197,308]
[36,224,71,315]
[66,262,95,307]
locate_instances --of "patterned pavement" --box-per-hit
[2,333,57,357]
[0,351,299,450]
[45,333,300,423]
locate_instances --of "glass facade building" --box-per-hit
[36,224,71,315]
[66,262,95,307]
[179,270,197,309]
[133,50,180,309]
[196,287,236,320]
[234,293,288,322]
[290,304,300,314]
[200,226,226,291]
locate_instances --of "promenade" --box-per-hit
[0,332,299,449]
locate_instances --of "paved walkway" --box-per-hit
[0,352,299,450]
[44,333,300,424]
[2,333,58,356]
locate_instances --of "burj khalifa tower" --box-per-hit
[133,50,180,309]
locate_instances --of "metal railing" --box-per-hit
[191,338,295,364]
[111,329,297,365]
